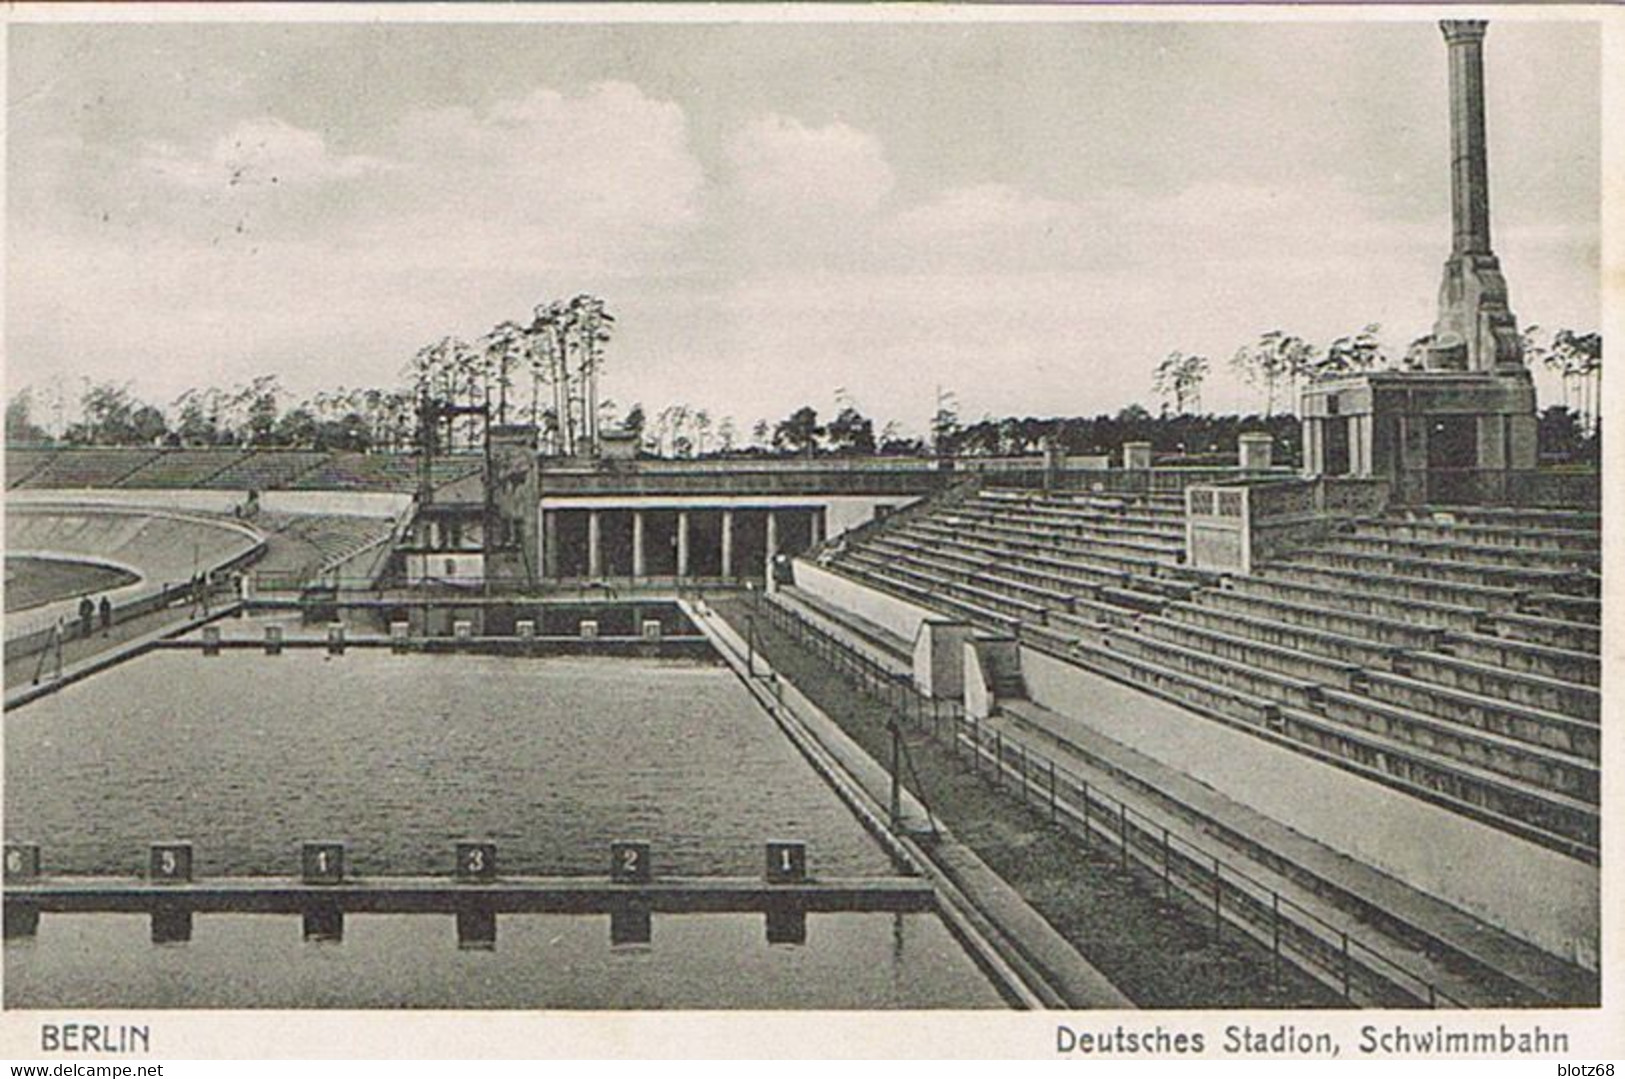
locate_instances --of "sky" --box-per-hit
[5,15,1601,438]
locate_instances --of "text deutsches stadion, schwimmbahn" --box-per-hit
[1055,1023,1573,1057]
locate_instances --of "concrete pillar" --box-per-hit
[1238,432,1273,472]
[1442,21,1493,258]
[587,510,602,578]
[676,510,690,578]
[1477,412,1507,470]
[632,511,646,578]
[542,511,559,579]
[721,510,734,578]
[765,511,779,566]
[810,507,825,546]
[1507,414,1538,469]
[1122,441,1153,470]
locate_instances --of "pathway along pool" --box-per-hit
[4,650,1004,1008]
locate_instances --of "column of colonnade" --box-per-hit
[546,506,823,583]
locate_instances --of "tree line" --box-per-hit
[7,310,1599,467]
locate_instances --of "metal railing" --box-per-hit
[749,590,1468,1009]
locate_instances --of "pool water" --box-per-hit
[4,649,1003,1007]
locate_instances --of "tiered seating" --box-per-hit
[428,456,484,487]
[820,484,1601,859]
[6,448,58,488]
[250,513,394,579]
[16,448,159,489]
[291,453,423,492]
[118,449,245,488]
[205,450,331,490]
[8,446,482,495]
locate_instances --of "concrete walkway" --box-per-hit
[688,597,1132,1009]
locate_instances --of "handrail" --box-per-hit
[752,590,1470,1009]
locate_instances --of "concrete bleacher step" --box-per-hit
[911,517,1156,584]
[1227,574,1487,636]
[1026,621,1597,860]
[1328,533,1600,574]
[6,449,59,488]
[1168,598,1408,671]
[1519,591,1599,626]
[1283,546,1596,598]
[1412,506,1600,532]
[1103,625,1325,710]
[1482,611,1600,655]
[1317,689,1598,804]
[1096,585,1167,616]
[937,514,1175,573]
[849,556,1042,628]
[21,449,161,489]
[1027,624,1280,731]
[1400,651,1598,721]
[1136,614,1365,689]
[1270,699,1598,859]
[1195,587,1447,652]
[899,523,1129,592]
[113,450,236,489]
[1260,559,1527,614]
[1362,517,1599,554]
[1440,631,1599,687]
[1358,671,1598,762]
[965,497,1186,544]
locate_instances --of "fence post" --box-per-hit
[1047,759,1057,824]
[1161,827,1172,903]
[1212,856,1222,942]
[1341,932,1352,1002]
[1272,894,1282,992]
[993,731,1003,789]
[889,720,902,832]
[971,717,980,776]
[1018,743,1029,805]
[1119,803,1129,871]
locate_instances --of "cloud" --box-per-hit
[727,114,894,221]
[140,117,386,191]
[10,80,708,405]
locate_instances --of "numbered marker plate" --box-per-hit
[766,842,807,883]
[3,844,40,882]
[456,842,497,881]
[301,842,345,884]
[610,841,651,883]
[150,843,194,883]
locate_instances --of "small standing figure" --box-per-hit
[99,595,113,636]
[78,595,95,640]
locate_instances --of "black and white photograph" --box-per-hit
[0,2,1616,1060]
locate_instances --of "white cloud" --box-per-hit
[727,114,894,220]
[140,117,386,191]
[11,80,709,406]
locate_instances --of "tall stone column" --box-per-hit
[676,510,690,579]
[720,510,734,578]
[587,510,602,579]
[1445,21,1492,259]
[632,511,646,578]
[765,511,779,566]
[541,510,559,579]
[1429,20,1523,374]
